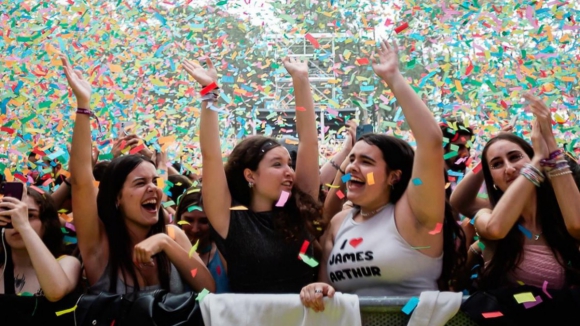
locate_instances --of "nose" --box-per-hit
[505,163,517,176]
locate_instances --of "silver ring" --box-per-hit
[314,289,322,294]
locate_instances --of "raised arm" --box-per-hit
[474,121,545,239]
[182,58,231,239]
[319,120,356,187]
[61,55,107,277]
[449,166,491,217]
[282,57,319,199]
[372,40,444,229]
[526,93,580,239]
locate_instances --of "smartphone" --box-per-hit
[356,124,373,139]
[0,182,23,229]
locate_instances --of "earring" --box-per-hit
[493,184,497,190]
[248,182,254,188]
[390,183,394,190]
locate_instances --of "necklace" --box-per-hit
[361,204,389,218]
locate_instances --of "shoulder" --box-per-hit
[329,209,352,235]
[57,255,82,269]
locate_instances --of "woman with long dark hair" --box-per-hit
[182,55,324,293]
[0,187,80,301]
[61,54,214,294]
[300,39,466,311]
[474,94,580,290]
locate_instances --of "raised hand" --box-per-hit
[0,187,29,231]
[372,39,401,83]
[531,120,549,160]
[182,58,217,86]
[524,93,558,151]
[344,120,358,150]
[282,56,309,78]
[60,55,91,107]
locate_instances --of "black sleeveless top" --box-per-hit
[211,209,316,294]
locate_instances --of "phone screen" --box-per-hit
[356,124,373,138]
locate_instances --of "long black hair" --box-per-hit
[224,135,325,241]
[358,134,467,290]
[478,133,580,290]
[96,155,171,293]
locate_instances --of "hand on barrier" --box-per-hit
[300,282,335,312]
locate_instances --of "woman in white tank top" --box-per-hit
[300,39,466,311]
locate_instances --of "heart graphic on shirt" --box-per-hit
[349,238,363,248]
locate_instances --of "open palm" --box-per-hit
[283,57,309,77]
[60,55,91,105]
[183,58,218,86]
[372,39,400,82]
[524,93,557,149]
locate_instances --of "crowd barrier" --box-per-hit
[359,296,478,326]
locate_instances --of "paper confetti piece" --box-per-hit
[196,288,210,302]
[275,190,290,207]
[394,22,409,34]
[472,162,482,174]
[482,312,503,318]
[542,281,553,299]
[514,292,536,304]
[401,297,419,315]
[55,305,77,316]
[412,178,423,186]
[230,205,248,210]
[341,173,352,183]
[523,296,542,309]
[517,224,533,239]
[356,58,369,65]
[188,205,203,212]
[191,268,198,278]
[299,240,310,255]
[336,190,345,199]
[189,240,199,258]
[367,172,375,185]
[298,253,319,267]
[200,82,218,96]
[167,226,175,240]
[325,183,340,189]
[428,223,443,235]
[177,220,190,225]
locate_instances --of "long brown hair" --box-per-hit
[224,135,325,241]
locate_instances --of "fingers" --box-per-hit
[0,216,11,226]
[326,285,336,298]
[205,58,214,69]
[391,39,399,53]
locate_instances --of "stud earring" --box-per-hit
[248,182,254,188]
[493,184,498,190]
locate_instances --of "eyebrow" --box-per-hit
[350,153,376,163]
[490,150,521,162]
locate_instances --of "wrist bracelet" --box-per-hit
[201,92,219,103]
[77,108,103,138]
[200,82,219,96]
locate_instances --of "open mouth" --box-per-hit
[347,176,365,189]
[141,198,158,213]
[281,181,293,187]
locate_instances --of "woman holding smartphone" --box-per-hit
[0,185,81,301]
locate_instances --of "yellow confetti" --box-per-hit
[177,220,190,225]
[367,172,375,185]
[189,239,199,258]
[55,305,77,316]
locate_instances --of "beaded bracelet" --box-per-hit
[548,168,572,179]
[77,108,103,137]
[520,164,544,187]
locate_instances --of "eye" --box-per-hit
[509,153,524,161]
[273,162,281,167]
[490,161,502,169]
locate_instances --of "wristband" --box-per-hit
[77,108,103,138]
[330,160,345,174]
[200,82,219,96]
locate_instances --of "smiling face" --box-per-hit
[5,196,43,249]
[117,162,163,229]
[485,139,531,192]
[345,141,394,209]
[246,146,295,204]
[180,210,210,245]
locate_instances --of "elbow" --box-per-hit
[565,222,580,240]
[483,223,507,241]
[45,289,69,303]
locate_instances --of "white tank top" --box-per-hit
[327,204,443,296]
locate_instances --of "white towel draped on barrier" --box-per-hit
[200,292,361,326]
[407,291,463,326]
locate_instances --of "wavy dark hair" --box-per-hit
[0,188,64,265]
[224,135,324,241]
[97,155,171,293]
[478,133,580,290]
[358,134,467,291]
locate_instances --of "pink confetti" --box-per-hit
[482,312,503,318]
[275,190,290,207]
[428,222,443,235]
[523,296,543,309]
[542,280,553,299]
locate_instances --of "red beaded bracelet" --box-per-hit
[77,108,103,137]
